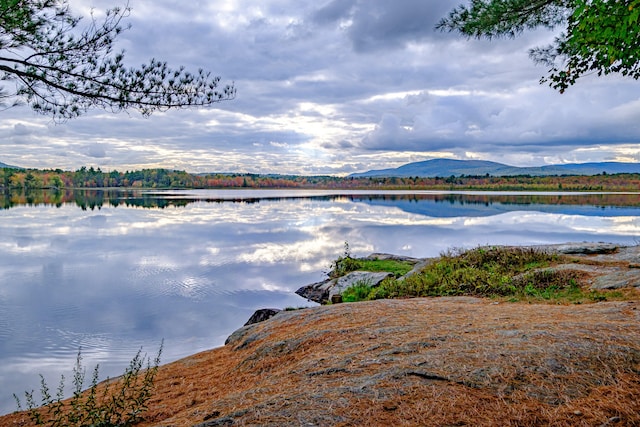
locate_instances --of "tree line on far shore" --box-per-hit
[2,166,640,192]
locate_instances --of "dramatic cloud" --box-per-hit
[86,144,107,159]
[1,0,639,173]
[313,0,454,52]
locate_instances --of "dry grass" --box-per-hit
[3,297,639,427]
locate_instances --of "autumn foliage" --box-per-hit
[3,166,640,192]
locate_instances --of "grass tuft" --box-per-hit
[328,242,414,279]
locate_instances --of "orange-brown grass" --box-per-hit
[2,297,640,426]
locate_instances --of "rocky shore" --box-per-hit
[2,242,640,426]
[295,242,640,304]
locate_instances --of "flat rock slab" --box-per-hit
[296,271,393,304]
[534,242,621,255]
[328,271,393,300]
[214,298,640,426]
[363,253,421,262]
[532,244,640,289]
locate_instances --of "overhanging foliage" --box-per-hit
[439,0,640,92]
[0,0,235,120]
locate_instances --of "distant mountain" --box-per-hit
[349,159,640,178]
[551,162,640,175]
[0,161,22,169]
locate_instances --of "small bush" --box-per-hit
[328,242,362,278]
[511,269,582,296]
[341,279,374,302]
[15,342,163,427]
[329,256,362,278]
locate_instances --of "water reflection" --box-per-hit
[353,193,640,218]
[4,189,640,214]
[1,189,640,414]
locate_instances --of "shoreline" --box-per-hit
[6,296,638,426]
[2,241,640,426]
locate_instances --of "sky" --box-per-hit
[2,0,640,175]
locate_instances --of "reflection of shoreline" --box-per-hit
[2,190,640,216]
[354,194,640,218]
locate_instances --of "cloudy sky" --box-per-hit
[2,0,640,175]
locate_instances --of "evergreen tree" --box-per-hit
[0,0,235,120]
[439,0,640,92]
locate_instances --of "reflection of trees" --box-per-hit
[1,189,193,210]
[74,190,104,211]
[2,188,65,209]
[2,190,640,212]
[347,193,640,209]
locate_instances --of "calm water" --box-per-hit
[2,189,640,414]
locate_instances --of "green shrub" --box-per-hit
[15,342,163,427]
[511,269,582,297]
[328,242,362,278]
[341,280,374,302]
[329,255,362,278]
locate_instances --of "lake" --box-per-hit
[2,189,640,414]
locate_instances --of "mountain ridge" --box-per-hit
[0,161,22,169]
[349,159,640,178]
